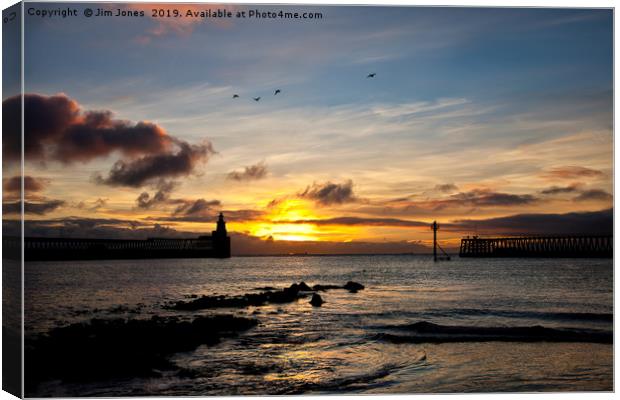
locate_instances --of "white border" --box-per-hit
[0,1,616,400]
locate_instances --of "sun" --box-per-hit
[246,198,322,241]
[251,222,320,242]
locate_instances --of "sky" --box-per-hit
[3,3,613,254]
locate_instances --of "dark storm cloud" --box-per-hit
[572,189,612,202]
[445,208,612,236]
[3,93,173,162]
[278,216,429,228]
[543,166,604,180]
[227,162,268,181]
[434,183,458,193]
[3,93,79,160]
[55,112,174,163]
[96,142,215,187]
[299,180,357,206]
[3,176,47,193]
[4,200,65,215]
[3,93,214,188]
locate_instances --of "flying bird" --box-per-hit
[253,97,261,102]
[367,73,376,78]
[232,94,239,98]
[274,89,281,95]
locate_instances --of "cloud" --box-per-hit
[3,176,47,193]
[22,217,198,240]
[96,141,215,187]
[434,183,459,193]
[76,198,108,211]
[446,208,612,236]
[427,189,538,210]
[277,216,429,228]
[3,93,79,161]
[372,98,469,118]
[226,162,268,181]
[539,184,611,202]
[543,166,604,180]
[149,209,264,223]
[540,184,581,195]
[572,189,612,202]
[136,180,178,209]
[370,189,540,214]
[299,180,357,206]
[4,200,65,215]
[173,198,222,216]
[55,112,174,163]
[3,93,213,188]
[229,232,431,256]
[3,94,173,162]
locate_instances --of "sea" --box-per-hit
[24,255,613,396]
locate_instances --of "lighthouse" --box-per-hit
[212,212,231,258]
[215,212,227,237]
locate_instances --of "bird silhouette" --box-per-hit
[367,73,376,78]
[253,97,261,102]
[274,89,281,95]
[233,94,239,98]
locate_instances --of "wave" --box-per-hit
[275,364,396,394]
[358,309,612,325]
[423,309,613,323]
[373,321,612,344]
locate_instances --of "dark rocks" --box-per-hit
[26,315,258,387]
[168,293,266,310]
[253,286,277,291]
[168,281,365,311]
[268,284,305,304]
[168,283,308,311]
[312,284,342,291]
[343,281,365,292]
[313,281,365,292]
[310,294,325,307]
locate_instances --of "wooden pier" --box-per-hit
[459,235,612,258]
[5,213,232,261]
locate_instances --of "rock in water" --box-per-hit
[310,293,324,307]
[343,281,365,292]
[298,281,313,291]
[312,284,341,291]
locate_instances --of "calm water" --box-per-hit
[25,255,613,395]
